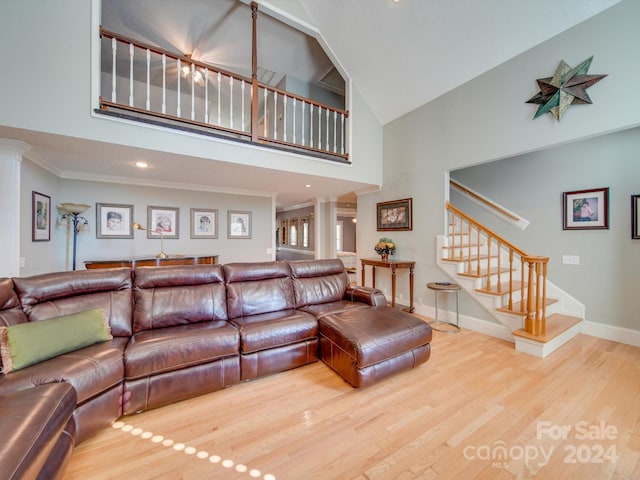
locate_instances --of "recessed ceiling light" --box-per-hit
[305,184,312,188]
[135,161,148,168]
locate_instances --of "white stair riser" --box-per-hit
[436,233,584,357]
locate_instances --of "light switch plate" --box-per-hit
[562,255,580,265]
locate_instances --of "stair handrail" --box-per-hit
[445,202,549,336]
[450,179,520,222]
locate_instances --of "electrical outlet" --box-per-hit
[562,255,580,265]
[19,257,26,268]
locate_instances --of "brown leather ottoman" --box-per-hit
[318,306,432,387]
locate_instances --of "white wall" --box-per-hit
[360,0,640,329]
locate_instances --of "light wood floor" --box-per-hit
[65,323,640,480]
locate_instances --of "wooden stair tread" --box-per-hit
[512,314,582,343]
[442,243,483,249]
[440,254,497,262]
[475,281,525,296]
[458,266,512,278]
[496,298,558,316]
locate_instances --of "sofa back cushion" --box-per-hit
[12,268,133,337]
[0,278,28,327]
[288,259,349,308]
[224,261,295,319]
[133,265,227,333]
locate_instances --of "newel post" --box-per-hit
[524,256,549,335]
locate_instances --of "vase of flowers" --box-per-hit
[374,237,396,261]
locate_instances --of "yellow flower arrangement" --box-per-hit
[374,237,396,256]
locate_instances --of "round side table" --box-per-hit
[426,282,461,333]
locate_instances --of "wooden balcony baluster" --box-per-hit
[99,3,349,161]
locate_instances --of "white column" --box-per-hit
[312,197,324,259]
[0,139,30,277]
[312,197,338,260]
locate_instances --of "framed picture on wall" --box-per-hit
[227,210,251,239]
[147,206,179,238]
[632,195,640,239]
[32,191,51,241]
[562,187,609,230]
[96,203,133,239]
[377,198,413,231]
[191,208,218,239]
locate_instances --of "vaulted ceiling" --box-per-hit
[6,0,621,208]
[299,0,620,125]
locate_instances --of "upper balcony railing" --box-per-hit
[98,27,349,162]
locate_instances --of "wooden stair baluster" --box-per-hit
[442,202,581,356]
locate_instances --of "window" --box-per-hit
[279,219,288,245]
[289,218,298,246]
[336,220,343,251]
[300,217,309,247]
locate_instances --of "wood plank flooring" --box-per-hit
[64,322,640,479]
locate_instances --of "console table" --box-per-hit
[84,254,218,269]
[360,258,415,313]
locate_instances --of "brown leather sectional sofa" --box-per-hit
[0,259,432,480]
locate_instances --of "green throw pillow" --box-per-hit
[0,308,112,374]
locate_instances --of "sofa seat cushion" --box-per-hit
[319,306,432,369]
[0,337,127,404]
[299,300,370,320]
[230,309,318,354]
[0,382,76,480]
[125,321,239,380]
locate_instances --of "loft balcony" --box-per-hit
[96,2,349,163]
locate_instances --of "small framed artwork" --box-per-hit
[32,191,51,241]
[96,203,133,239]
[562,187,609,230]
[377,198,413,231]
[632,195,640,239]
[147,206,179,238]
[191,208,218,239]
[228,210,251,239]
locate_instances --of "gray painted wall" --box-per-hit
[451,126,640,330]
[358,0,640,332]
[20,159,274,275]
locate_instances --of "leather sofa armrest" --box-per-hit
[344,285,387,307]
[0,383,77,480]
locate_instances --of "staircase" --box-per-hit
[436,202,583,357]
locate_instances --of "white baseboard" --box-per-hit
[412,304,513,342]
[581,321,640,348]
[411,305,640,350]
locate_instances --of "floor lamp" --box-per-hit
[58,203,90,271]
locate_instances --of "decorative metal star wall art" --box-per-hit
[526,56,607,121]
